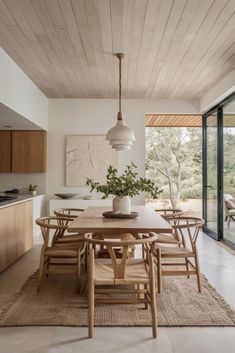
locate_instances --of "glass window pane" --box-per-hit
[206,114,218,234]
[223,99,235,245]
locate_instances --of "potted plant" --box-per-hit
[86,163,162,214]
[29,184,37,196]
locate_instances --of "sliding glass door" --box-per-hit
[203,112,219,239]
[223,100,235,246]
[203,93,235,248]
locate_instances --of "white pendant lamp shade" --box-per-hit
[106,112,135,151]
[106,54,135,151]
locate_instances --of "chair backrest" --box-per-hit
[167,216,204,250]
[54,208,84,225]
[224,195,235,211]
[224,194,234,202]
[85,233,157,279]
[36,216,68,248]
[155,208,183,220]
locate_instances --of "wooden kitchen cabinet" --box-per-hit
[0,206,17,272]
[0,201,33,272]
[0,131,12,172]
[12,131,47,172]
[15,201,33,257]
[0,130,47,173]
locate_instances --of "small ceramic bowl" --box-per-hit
[54,193,78,199]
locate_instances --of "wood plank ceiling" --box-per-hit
[0,0,235,99]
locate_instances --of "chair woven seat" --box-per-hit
[155,233,180,244]
[53,241,84,250]
[157,246,193,257]
[45,248,79,257]
[94,259,150,285]
[55,234,84,243]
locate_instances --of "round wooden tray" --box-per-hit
[102,211,139,219]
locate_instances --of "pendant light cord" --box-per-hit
[119,54,122,113]
[116,53,124,120]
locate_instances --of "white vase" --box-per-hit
[113,196,131,214]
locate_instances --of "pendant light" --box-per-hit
[106,53,135,151]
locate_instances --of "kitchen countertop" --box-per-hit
[0,194,45,209]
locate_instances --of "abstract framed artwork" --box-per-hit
[66,135,118,186]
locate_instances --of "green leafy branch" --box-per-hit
[86,162,162,199]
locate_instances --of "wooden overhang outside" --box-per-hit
[145,114,202,127]
[146,114,235,127]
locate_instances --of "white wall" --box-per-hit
[0,49,48,130]
[0,49,48,194]
[47,99,199,205]
[200,69,235,113]
[0,173,46,194]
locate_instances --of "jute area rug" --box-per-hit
[0,271,235,327]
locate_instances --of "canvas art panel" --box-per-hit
[66,135,118,186]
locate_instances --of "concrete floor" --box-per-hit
[224,221,235,246]
[0,234,235,353]
[207,221,235,246]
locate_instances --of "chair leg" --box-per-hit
[149,258,157,338]
[84,245,88,274]
[194,250,202,293]
[156,248,162,294]
[142,244,145,259]
[88,282,94,338]
[185,258,190,278]
[144,284,148,309]
[150,287,157,338]
[76,250,81,293]
[88,249,94,338]
[46,257,50,277]
[37,248,45,292]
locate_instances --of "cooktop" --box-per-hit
[0,195,17,203]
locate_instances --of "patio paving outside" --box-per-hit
[224,222,235,245]
[146,198,202,218]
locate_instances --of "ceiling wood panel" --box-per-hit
[0,0,234,99]
[167,0,235,98]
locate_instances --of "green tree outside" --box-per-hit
[145,127,202,208]
[146,126,235,209]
